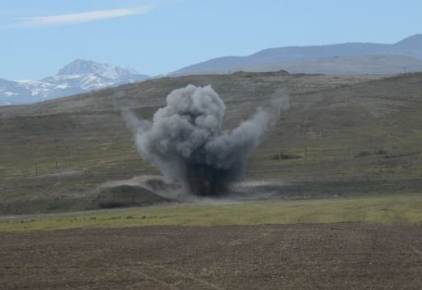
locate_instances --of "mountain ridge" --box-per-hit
[171,34,422,76]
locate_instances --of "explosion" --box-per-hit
[125,85,288,197]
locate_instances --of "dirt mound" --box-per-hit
[91,185,171,209]
[144,178,181,193]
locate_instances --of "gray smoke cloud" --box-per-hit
[125,84,289,197]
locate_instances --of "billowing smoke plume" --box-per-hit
[125,85,289,197]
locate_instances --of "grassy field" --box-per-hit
[1,194,422,232]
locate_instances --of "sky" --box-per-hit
[1,0,422,80]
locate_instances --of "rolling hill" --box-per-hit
[1,72,422,215]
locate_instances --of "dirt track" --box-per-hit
[1,224,422,290]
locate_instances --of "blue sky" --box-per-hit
[1,0,422,80]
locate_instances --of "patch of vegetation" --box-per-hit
[375,149,388,155]
[355,151,372,158]
[271,152,301,160]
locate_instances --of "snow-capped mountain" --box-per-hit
[57,59,143,81]
[0,59,150,106]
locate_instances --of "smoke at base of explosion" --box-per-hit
[186,162,234,196]
[123,84,289,197]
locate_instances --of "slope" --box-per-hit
[1,72,422,214]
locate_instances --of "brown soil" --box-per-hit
[1,224,422,289]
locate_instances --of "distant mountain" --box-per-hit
[0,59,150,106]
[56,59,146,82]
[231,55,422,75]
[171,34,422,76]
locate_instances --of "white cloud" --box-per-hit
[7,6,152,28]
